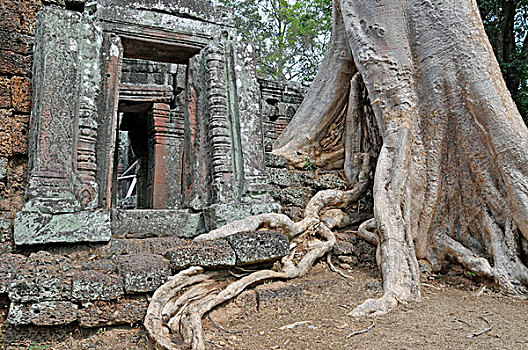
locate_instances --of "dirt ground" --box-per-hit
[2,262,527,350]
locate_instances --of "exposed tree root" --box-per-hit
[145,220,337,350]
[326,253,355,284]
[145,180,369,350]
[193,213,296,242]
[357,218,378,246]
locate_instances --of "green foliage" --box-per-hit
[303,157,316,171]
[28,342,49,350]
[477,0,528,123]
[220,0,332,81]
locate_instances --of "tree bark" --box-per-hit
[275,0,528,315]
[273,0,356,168]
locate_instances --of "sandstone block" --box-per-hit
[165,239,236,270]
[203,202,281,231]
[114,254,170,293]
[227,231,289,265]
[77,297,148,328]
[111,209,204,238]
[14,210,112,245]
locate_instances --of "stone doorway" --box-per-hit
[115,58,187,211]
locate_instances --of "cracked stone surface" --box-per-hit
[227,230,290,265]
[165,239,236,270]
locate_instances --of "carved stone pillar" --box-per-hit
[148,103,184,209]
[14,8,110,245]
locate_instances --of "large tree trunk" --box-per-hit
[275,0,528,315]
[273,2,356,169]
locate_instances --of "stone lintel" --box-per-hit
[118,83,173,103]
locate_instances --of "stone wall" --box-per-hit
[265,154,373,223]
[1,231,290,328]
[259,79,308,152]
[0,0,43,254]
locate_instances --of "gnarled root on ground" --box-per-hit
[144,219,337,350]
[144,174,372,349]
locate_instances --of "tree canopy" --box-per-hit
[220,0,332,81]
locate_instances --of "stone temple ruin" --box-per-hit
[2,0,375,332]
[13,0,308,245]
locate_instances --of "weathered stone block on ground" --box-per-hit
[227,231,289,265]
[9,252,72,303]
[255,281,305,308]
[335,233,376,264]
[71,270,124,302]
[77,297,148,328]
[0,254,27,293]
[7,301,78,326]
[111,209,204,238]
[333,241,355,256]
[165,239,236,270]
[114,254,170,293]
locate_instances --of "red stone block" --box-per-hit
[0,31,34,55]
[11,115,29,156]
[0,109,14,158]
[10,76,31,113]
[0,51,32,76]
[0,78,11,109]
